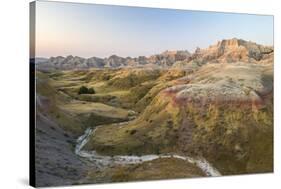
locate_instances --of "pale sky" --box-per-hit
[35,1,274,58]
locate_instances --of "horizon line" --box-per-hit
[34,37,274,59]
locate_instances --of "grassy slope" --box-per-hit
[49,68,186,111]
[36,71,84,135]
[82,69,188,154]
[84,64,273,175]
[183,99,273,175]
[36,69,144,135]
[41,68,187,155]
[83,94,181,155]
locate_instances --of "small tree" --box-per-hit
[78,86,96,95]
[78,86,89,94]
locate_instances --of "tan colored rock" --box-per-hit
[173,38,273,68]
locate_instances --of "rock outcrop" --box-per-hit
[36,38,273,70]
[189,38,273,64]
[36,50,191,70]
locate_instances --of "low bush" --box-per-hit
[78,86,95,94]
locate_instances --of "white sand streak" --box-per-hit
[75,127,221,177]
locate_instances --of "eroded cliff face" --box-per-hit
[161,63,273,174]
[37,38,273,71]
[189,38,273,64]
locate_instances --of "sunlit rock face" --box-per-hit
[36,38,273,71]
[189,38,273,64]
[164,63,272,110]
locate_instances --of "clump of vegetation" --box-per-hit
[130,129,137,135]
[78,86,95,95]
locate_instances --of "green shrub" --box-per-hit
[130,129,137,135]
[78,86,95,94]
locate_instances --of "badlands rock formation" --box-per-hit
[36,38,273,70]
[188,38,273,64]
